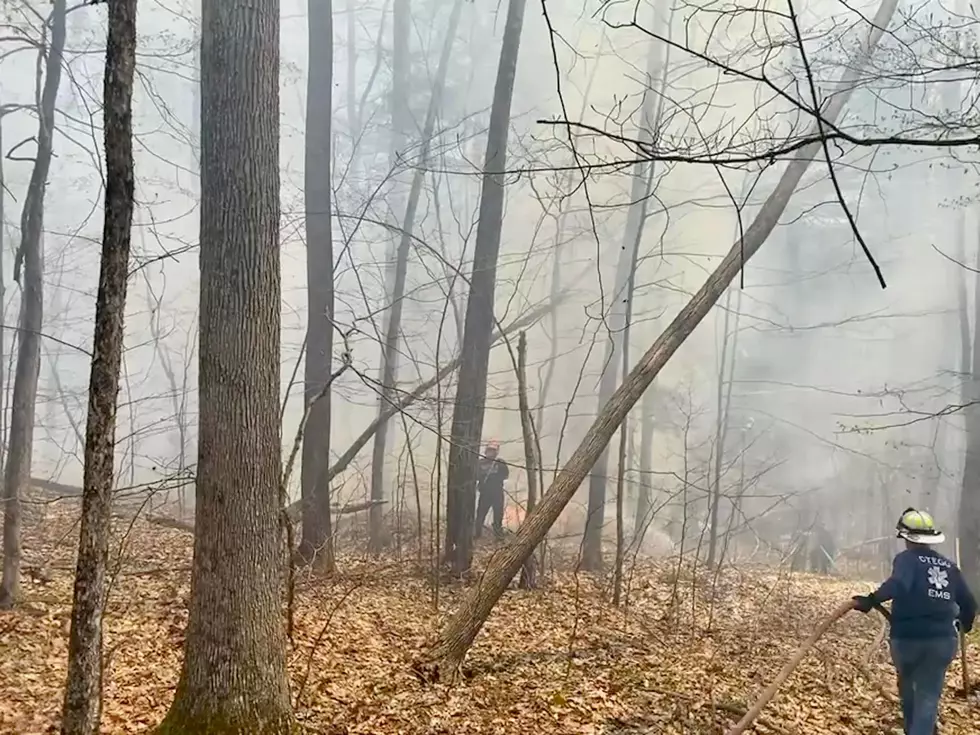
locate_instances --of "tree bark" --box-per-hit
[443,0,527,575]
[369,0,464,553]
[297,0,336,571]
[0,0,66,610]
[516,331,539,589]
[61,2,137,731]
[156,0,293,730]
[0,102,6,476]
[423,0,898,676]
[706,287,733,569]
[633,387,655,544]
[367,0,411,552]
[959,212,980,592]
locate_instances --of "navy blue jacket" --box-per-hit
[872,548,977,639]
[477,458,508,497]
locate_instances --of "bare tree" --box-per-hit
[0,0,66,610]
[61,1,137,731]
[369,0,465,552]
[516,331,538,588]
[421,0,899,676]
[444,0,527,575]
[157,0,293,728]
[367,0,411,552]
[583,4,671,570]
[298,0,336,570]
[959,211,980,590]
[633,387,655,544]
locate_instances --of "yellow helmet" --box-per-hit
[896,507,945,545]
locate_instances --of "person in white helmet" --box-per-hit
[474,439,508,540]
[851,508,976,735]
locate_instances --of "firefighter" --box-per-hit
[851,508,977,735]
[474,439,509,540]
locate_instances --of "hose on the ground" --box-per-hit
[725,599,969,734]
[724,599,857,735]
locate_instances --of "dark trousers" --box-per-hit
[890,636,957,735]
[475,488,503,538]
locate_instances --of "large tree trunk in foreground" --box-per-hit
[157,0,292,730]
[444,0,527,575]
[422,0,898,677]
[0,0,66,610]
[369,0,463,553]
[297,0,336,570]
[61,1,137,731]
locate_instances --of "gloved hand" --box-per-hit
[851,594,875,613]
[959,618,973,634]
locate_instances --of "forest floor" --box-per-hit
[1,500,979,734]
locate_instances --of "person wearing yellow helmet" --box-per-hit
[852,508,977,735]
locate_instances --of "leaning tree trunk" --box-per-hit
[422,0,898,676]
[156,0,293,730]
[0,0,66,610]
[444,0,527,575]
[582,4,671,570]
[61,2,137,731]
[369,0,465,553]
[297,0,336,571]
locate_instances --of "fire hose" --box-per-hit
[724,600,970,735]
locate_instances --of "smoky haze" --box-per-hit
[0,0,974,570]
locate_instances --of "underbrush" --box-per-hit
[1,500,978,734]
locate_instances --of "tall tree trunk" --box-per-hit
[0,0,66,610]
[516,331,538,589]
[61,2,137,731]
[367,0,410,551]
[444,0,526,575]
[959,212,980,592]
[582,5,670,570]
[369,0,464,553]
[421,0,898,676]
[706,287,734,569]
[298,0,336,571]
[346,0,358,141]
[633,386,655,544]
[156,0,293,730]
[0,103,6,475]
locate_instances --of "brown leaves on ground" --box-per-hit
[1,502,979,734]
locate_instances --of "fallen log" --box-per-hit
[149,499,388,533]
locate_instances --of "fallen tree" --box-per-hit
[417,0,899,679]
[147,499,386,534]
